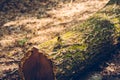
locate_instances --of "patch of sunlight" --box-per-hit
[0,33,25,48]
[38,31,76,53]
[3,17,53,30]
[29,36,49,44]
[47,0,109,23]
[62,31,76,40]
[37,26,65,35]
[1,0,109,49]
[39,38,57,53]
[0,40,15,48]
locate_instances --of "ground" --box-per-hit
[1,0,119,80]
[80,52,120,80]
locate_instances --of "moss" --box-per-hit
[62,31,76,40]
[39,31,77,53]
[18,38,28,46]
[38,1,120,80]
[39,38,57,53]
[55,13,116,80]
[68,44,87,51]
